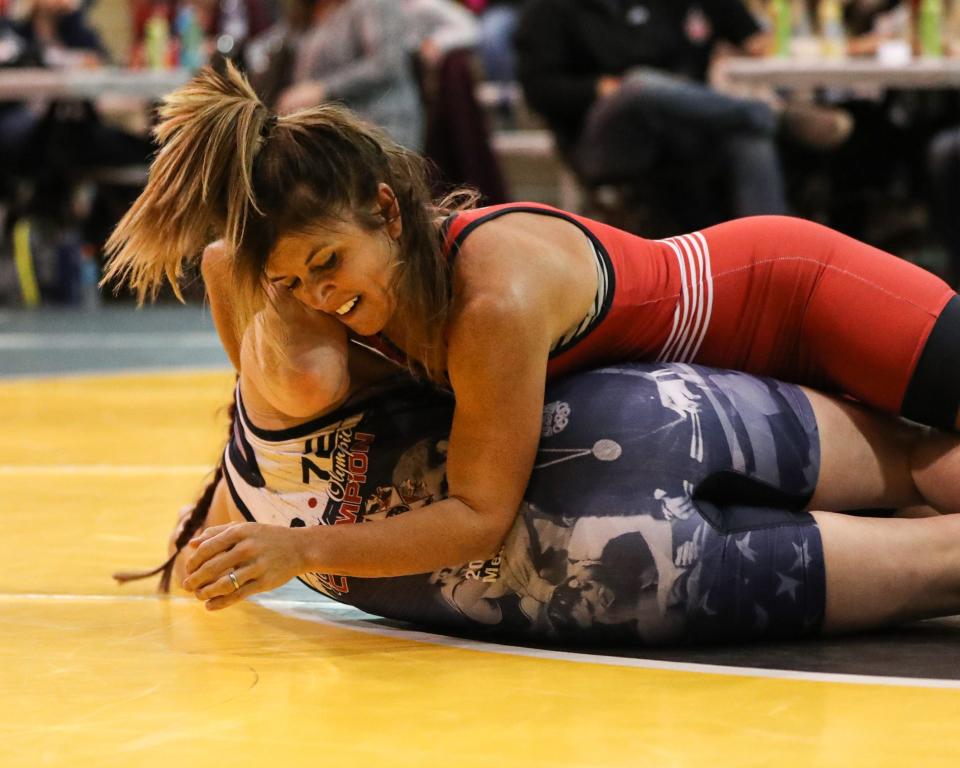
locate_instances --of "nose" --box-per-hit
[300,280,336,312]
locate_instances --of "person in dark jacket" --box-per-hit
[0,0,109,170]
[514,0,786,230]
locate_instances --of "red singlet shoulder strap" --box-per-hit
[440,202,565,262]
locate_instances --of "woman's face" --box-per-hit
[266,202,401,337]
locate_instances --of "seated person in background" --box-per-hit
[515,0,852,233]
[405,0,479,69]
[0,0,108,170]
[807,0,960,251]
[928,126,960,289]
[1,0,152,256]
[405,0,507,203]
[515,0,788,232]
[475,0,524,88]
[243,0,315,107]
[13,0,107,66]
[274,0,424,151]
[124,283,960,646]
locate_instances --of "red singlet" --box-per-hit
[367,203,955,414]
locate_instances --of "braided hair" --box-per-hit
[113,400,236,593]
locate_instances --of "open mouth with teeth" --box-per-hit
[335,295,360,316]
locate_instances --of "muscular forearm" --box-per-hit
[299,496,511,578]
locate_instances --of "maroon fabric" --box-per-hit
[422,49,507,204]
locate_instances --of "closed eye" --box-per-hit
[311,251,340,270]
[311,251,339,273]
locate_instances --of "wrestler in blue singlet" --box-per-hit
[224,363,825,645]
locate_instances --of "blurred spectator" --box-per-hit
[477,0,523,85]
[405,0,507,202]
[274,0,424,151]
[0,0,155,305]
[0,0,154,207]
[0,0,108,171]
[927,127,960,287]
[244,0,313,106]
[10,0,108,65]
[515,0,789,232]
[405,0,478,66]
[802,0,960,252]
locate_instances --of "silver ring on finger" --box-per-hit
[228,570,241,592]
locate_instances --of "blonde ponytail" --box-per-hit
[103,61,272,302]
[104,60,477,385]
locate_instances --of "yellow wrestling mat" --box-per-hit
[2,369,960,768]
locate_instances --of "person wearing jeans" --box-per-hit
[575,68,786,223]
[515,0,787,229]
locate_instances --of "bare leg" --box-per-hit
[804,388,960,513]
[814,510,960,633]
[909,428,960,514]
[896,504,943,518]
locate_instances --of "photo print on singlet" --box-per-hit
[224,364,825,645]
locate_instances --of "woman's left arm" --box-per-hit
[182,282,555,608]
[313,291,551,571]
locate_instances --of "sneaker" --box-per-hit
[780,102,854,150]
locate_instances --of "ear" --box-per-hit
[376,182,403,240]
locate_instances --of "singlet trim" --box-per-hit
[234,377,450,444]
[369,332,408,364]
[437,211,457,248]
[444,205,618,360]
[222,456,257,524]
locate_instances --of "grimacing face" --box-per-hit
[264,187,402,336]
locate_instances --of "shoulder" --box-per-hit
[452,213,551,302]
[200,240,230,279]
[447,280,552,372]
[451,206,598,322]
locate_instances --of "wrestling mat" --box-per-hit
[2,308,960,767]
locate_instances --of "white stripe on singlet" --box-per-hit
[551,240,610,353]
[656,232,714,363]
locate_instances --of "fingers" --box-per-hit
[179,522,297,611]
[180,564,262,611]
[182,545,249,593]
[184,524,244,576]
[194,563,257,602]
[204,573,261,611]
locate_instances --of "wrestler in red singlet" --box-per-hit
[366,203,959,426]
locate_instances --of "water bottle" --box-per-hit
[948,0,960,56]
[176,6,204,71]
[145,7,170,70]
[789,0,818,59]
[817,0,847,59]
[919,0,944,58]
[772,0,791,57]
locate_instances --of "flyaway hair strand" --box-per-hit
[103,61,271,302]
